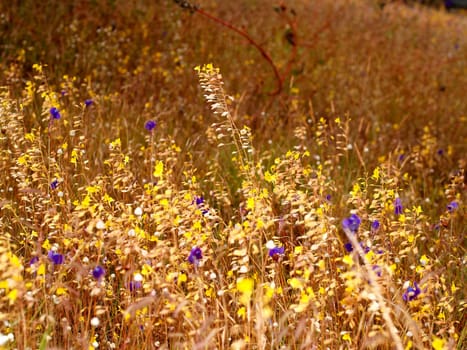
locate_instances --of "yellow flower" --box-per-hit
[246,197,255,211]
[7,289,18,304]
[42,239,51,250]
[342,255,354,267]
[420,254,429,266]
[237,306,246,319]
[432,336,446,350]
[56,287,68,296]
[372,167,380,181]
[32,63,43,73]
[237,277,254,305]
[288,277,303,289]
[264,171,275,183]
[153,160,164,178]
[342,333,351,342]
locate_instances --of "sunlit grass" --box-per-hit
[0,0,465,349]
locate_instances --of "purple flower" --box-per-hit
[447,201,458,213]
[49,107,61,120]
[344,241,370,253]
[268,246,285,259]
[372,265,382,277]
[342,214,361,233]
[194,196,204,206]
[325,194,332,202]
[48,250,64,265]
[402,282,421,302]
[344,242,353,252]
[394,198,403,216]
[193,195,209,215]
[85,99,94,107]
[129,281,142,291]
[371,220,380,231]
[188,247,202,265]
[92,265,105,280]
[50,179,59,190]
[145,120,157,132]
[29,256,39,265]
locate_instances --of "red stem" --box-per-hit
[195,8,283,95]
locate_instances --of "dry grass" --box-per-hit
[0,0,465,349]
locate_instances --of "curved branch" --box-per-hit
[194,8,283,95]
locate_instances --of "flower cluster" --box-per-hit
[50,179,59,190]
[402,282,421,302]
[49,107,61,120]
[92,265,105,280]
[344,241,370,253]
[447,201,458,213]
[266,241,285,261]
[342,214,361,233]
[145,120,157,132]
[193,195,209,215]
[371,220,380,231]
[48,250,64,265]
[188,247,202,265]
[394,197,403,216]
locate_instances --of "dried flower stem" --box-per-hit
[343,227,404,350]
[196,64,250,169]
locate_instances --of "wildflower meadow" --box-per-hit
[0,0,465,349]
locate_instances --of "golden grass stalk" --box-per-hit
[343,226,404,350]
